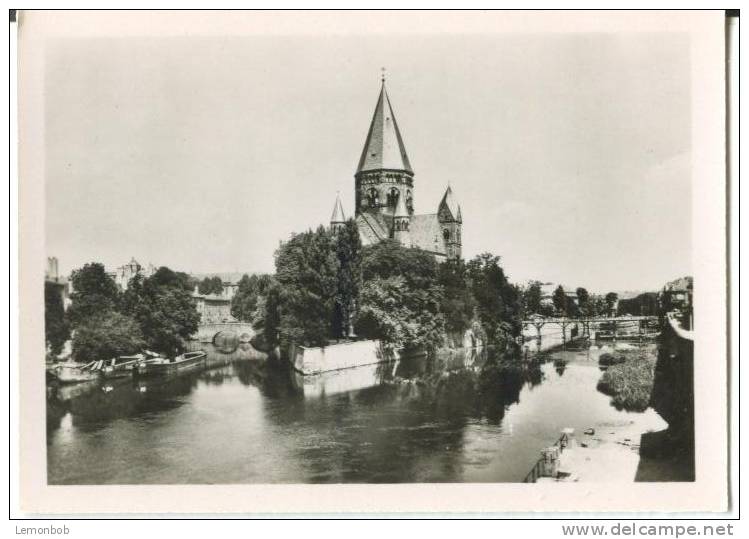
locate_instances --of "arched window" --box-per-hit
[367,188,379,207]
[387,187,400,207]
[406,190,413,210]
[443,228,450,240]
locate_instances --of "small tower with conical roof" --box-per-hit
[355,75,414,219]
[438,185,462,260]
[330,193,346,234]
[392,191,411,246]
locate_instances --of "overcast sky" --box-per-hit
[45,33,691,293]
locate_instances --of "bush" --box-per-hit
[597,356,655,412]
[598,352,626,366]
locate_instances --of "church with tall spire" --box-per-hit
[329,76,462,261]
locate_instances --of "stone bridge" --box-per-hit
[192,322,256,344]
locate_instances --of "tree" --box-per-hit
[149,266,195,292]
[72,311,145,363]
[576,287,590,316]
[44,282,70,356]
[605,292,619,316]
[254,283,282,350]
[438,259,476,337]
[522,281,543,316]
[274,226,339,347]
[332,220,362,339]
[131,277,201,356]
[618,292,658,316]
[118,268,201,356]
[565,295,580,318]
[356,241,444,352]
[198,276,224,295]
[466,253,521,346]
[551,285,567,316]
[67,263,120,328]
[231,273,275,322]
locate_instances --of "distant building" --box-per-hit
[328,78,462,261]
[539,282,580,308]
[108,257,156,290]
[192,286,236,324]
[662,276,693,310]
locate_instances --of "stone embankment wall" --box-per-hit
[290,340,389,375]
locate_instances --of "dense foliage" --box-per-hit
[67,263,200,361]
[274,226,339,347]
[44,282,70,356]
[198,276,224,295]
[72,311,146,363]
[355,240,445,352]
[437,259,476,339]
[618,292,659,316]
[231,273,275,322]
[67,263,121,328]
[466,253,521,348]
[605,292,619,316]
[125,272,201,356]
[332,220,362,340]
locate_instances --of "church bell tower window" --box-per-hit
[387,187,400,207]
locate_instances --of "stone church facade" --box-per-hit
[330,80,462,261]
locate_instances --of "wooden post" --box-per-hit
[540,446,560,478]
[561,322,567,349]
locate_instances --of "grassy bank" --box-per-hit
[597,354,656,412]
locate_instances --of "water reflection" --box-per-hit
[47,341,664,484]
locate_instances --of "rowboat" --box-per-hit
[133,351,207,377]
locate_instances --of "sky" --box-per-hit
[45,33,691,293]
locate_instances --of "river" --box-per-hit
[46,340,668,484]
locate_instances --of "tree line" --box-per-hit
[227,220,522,355]
[519,281,621,318]
[45,263,200,362]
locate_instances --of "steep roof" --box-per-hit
[330,194,346,223]
[356,82,413,175]
[438,186,461,222]
[410,214,447,256]
[356,213,390,246]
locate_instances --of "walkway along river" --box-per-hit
[46,339,687,484]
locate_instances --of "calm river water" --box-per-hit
[47,341,665,484]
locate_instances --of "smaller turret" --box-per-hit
[438,185,462,260]
[330,193,346,234]
[392,193,411,246]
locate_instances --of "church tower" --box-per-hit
[355,78,414,220]
[438,186,462,260]
[329,193,346,234]
[392,192,411,246]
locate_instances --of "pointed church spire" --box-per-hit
[439,185,461,223]
[330,193,346,223]
[356,79,413,174]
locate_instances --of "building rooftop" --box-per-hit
[356,81,413,175]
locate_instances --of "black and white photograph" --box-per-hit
[15,9,730,515]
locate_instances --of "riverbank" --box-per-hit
[536,413,666,483]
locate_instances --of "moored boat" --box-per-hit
[54,361,101,384]
[99,352,161,379]
[133,351,207,377]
